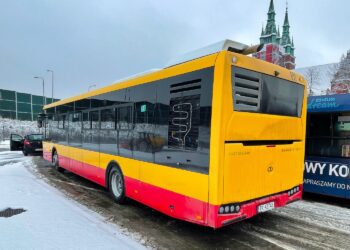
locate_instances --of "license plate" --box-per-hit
[257,201,275,213]
[35,148,43,151]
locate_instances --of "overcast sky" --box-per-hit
[0,0,349,99]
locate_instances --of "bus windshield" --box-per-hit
[232,66,304,117]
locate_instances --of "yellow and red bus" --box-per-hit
[42,40,307,228]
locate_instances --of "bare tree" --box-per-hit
[305,67,321,96]
[327,63,340,83]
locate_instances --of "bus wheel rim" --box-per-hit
[111,172,122,197]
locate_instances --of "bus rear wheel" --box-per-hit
[109,166,126,204]
[52,150,64,173]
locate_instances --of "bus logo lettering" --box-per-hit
[290,72,296,81]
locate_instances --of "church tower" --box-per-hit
[254,0,296,70]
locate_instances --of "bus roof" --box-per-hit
[44,39,301,110]
[308,93,350,113]
[166,39,250,67]
[45,40,252,110]
[44,52,219,110]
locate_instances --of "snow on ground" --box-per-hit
[0,150,145,250]
[0,140,9,149]
[275,198,350,234]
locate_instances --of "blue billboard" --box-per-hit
[308,93,350,113]
[304,156,350,199]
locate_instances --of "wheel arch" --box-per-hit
[105,160,123,190]
[51,147,57,158]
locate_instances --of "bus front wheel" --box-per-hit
[109,166,126,204]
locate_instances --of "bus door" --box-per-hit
[116,105,133,158]
[116,104,139,198]
[82,110,100,182]
[68,112,83,171]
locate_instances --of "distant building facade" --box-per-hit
[254,0,296,70]
[331,50,350,94]
[0,89,59,121]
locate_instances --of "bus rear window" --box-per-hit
[232,66,304,117]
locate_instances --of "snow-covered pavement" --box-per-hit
[0,140,10,150]
[0,149,144,250]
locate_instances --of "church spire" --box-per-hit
[281,5,291,46]
[267,0,276,23]
[268,0,275,14]
[260,0,277,44]
[255,0,296,70]
[283,4,290,27]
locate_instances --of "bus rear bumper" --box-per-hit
[209,186,302,228]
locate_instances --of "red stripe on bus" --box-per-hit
[125,176,209,226]
[43,152,106,187]
[43,149,303,228]
[43,151,52,163]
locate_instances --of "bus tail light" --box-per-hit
[288,186,300,196]
[219,203,241,214]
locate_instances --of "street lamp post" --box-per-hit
[34,76,45,106]
[47,69,54,103]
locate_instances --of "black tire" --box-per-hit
[108,166,126,204]
[52,150,64,173]
[23,150,28,156]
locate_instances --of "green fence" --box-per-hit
[0,89,59,121]
[0,89,16,101]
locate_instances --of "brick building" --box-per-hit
[253,0,296,70]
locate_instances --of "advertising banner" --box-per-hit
[308,94,350,113]
[304,156,350,198]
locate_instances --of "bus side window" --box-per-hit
[89,110,100,151]
[117,105,133,157]
[101,108,115,130]
[90,110,100,129]
[82,112,90,129]
[69,112,82,146]
[58,114,66,129]
[117,106,132,130]
[168,94,200,150]
[167,78,201,151]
